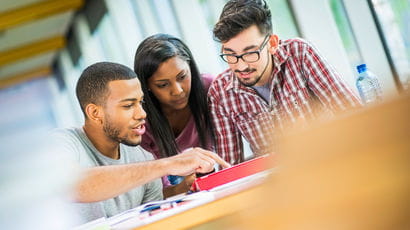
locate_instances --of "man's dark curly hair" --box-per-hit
[76,62,137,118]
[213,0,272,43]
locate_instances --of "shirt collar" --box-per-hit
[273,40,291,68]
[225,71,242,91]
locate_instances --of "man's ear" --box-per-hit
[85,103,103,125]
[268,34,279,55]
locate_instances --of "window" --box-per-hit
[329,0,363,67]
[152,0,182,37]
[371,0,410,90]
[94,14,127,64]
[105,0,144,66]
[130,0,161,37]
[267,0,300,39]
[0,78,58,152]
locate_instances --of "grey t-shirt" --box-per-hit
[251,82,271,103]
[52,127,163,223]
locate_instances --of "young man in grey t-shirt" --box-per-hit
[53,62,230,224]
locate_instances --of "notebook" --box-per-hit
[191,154,272,191]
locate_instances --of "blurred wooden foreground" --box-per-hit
[203,95,410,230]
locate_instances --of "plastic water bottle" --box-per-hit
[355,64,383,104]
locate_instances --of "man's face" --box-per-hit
[148,56,192,113]
[102,78,146,146]
[221,25,272,87]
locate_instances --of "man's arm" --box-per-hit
[302,41,361,111]
[74,148,230,203]
[208,89,244,165]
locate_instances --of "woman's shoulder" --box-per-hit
[200,73,215,91]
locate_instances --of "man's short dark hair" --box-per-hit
[76,62,137,118]
[213,0,272,43]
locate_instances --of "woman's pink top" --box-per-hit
[141,74,214,187]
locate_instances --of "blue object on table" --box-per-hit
[168,175,184,185]
[140,199,184,213]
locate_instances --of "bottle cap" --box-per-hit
[357,64,367,74]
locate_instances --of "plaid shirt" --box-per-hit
[208,38,361,165]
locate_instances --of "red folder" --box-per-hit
[192,154,272,191]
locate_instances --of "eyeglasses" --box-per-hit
[220,35,270,64]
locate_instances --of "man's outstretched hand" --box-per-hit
[164,147,231,176]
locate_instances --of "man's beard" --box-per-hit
[236,51,271,87]
[236,69,263,87]
[103,121,140,147]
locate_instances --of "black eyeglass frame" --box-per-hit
[220,35,270,64]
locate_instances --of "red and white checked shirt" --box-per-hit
[208,38,361,165]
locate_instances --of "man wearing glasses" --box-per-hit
[208,0,361,165]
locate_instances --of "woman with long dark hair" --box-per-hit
[134,34,214,197]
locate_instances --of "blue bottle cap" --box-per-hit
[357,64,367,74]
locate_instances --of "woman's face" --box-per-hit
[148,56,192,112]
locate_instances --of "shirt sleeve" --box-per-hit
[140,149,164,203]
[48,129,83,184]
[49,129,81,163]
[301,40,362,111]
[208,84,244,165]
[142,178,163,203]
